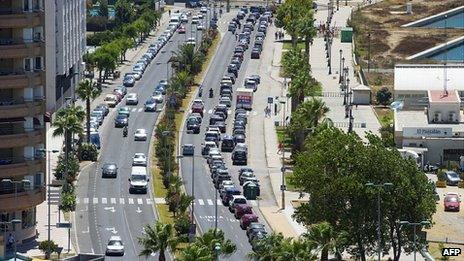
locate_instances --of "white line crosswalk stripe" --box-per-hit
[111,198,116,204]
[198,199,205,205]
[207,199,213,205]
[137,198,143,205]
[101,198,107,204]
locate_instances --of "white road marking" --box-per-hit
[101,198,107,204]
[111,198,116,204]
[137,198,143,205]
[120,198,125,204]
[207,199,213,205]
[93,198,98,204]
[128,198,134,204]
[198,199,205,205]
[83,198,89,204]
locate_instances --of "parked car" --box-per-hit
[444,193,461,211]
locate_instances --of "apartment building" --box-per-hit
[45,0,86,111]
[0,0,47,244]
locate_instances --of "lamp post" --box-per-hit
[38,149,60,242]
[399,220,430,261]
[366,182,393,261]
[1,219,22,261]
[339,50,343,82]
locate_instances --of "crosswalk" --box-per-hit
[75,197,257,207]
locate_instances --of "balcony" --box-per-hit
[0,186,45,212]
[0,38,44,59]
[0,70,44,89]
[0,157,45,179]
[0,98,44,119]
[0,127,44,149]
[0,8,44,28]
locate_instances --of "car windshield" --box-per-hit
[132,175,146,181]
[108,240,122,246]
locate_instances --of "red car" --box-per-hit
[178,26,186,34]
[235,204,253,219]
[240,213,258,229]
[444,193,461,211]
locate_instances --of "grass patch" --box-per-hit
[282,41,305,50]
[374,107,393,127]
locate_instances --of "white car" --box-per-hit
[126,93,138,105]
[132,153,147,166]
[105,236,124,256]
[134,129,147,141]
[152,92,164,103]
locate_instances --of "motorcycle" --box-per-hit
[209,88,213,98]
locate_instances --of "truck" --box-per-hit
[236,88,253,110]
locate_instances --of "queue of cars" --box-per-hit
[182,6,270,251]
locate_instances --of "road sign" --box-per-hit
[56,222,72,228]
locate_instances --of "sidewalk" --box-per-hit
[22,9,175,258]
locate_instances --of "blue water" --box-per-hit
[89,7,115,19]
[421,10,464,28]
[425,42,464,62]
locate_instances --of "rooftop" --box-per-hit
[394,109,464,133]
[394,64,464,91]
[428,90,461,103]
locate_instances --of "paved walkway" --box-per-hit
[21,9,176,258]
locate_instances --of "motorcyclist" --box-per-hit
[209,88,213,98]
[123,126,128,137]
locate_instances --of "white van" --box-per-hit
[128,166,149,194]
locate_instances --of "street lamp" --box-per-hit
[399,220,430,261]
[1,219,22,261]
[38,149,60,242]
[366,182,393,261]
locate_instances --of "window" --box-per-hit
[21,208,35,229]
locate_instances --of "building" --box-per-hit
[45,0,86,112]
[394,90,464,166]
[0,0,47,245]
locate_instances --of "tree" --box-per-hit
[376,87,392,106]
[76,79,101,143]
[288,98,330,152]
[290,128,436,261]
[115,0,134,26]
[305,222,346,261]
[138,221,178,261]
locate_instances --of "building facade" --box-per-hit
[0,0,47,244]
[45,0,86,112]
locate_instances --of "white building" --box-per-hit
[45,0,86,111]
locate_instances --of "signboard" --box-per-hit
[403,127,453,138]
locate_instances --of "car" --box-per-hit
[126,93,138,105]
[228,195,247,213]
[444,193,460,211]
[104,94,118,107]
[235,204,253,219]
[182,144,195,156]
[144,98,157,112]
[132,153,147,166]
[102,163,118,178]
[251,47,261,59]
[445,171,461,186]
[114,114,128,127]
[186,116,201,134]
[105,236,124,256]
[240,214,258,229]
[178,26,186,34]
[152,92,164,103]
[118,106,131,117]
[123,74,135,87]
[134,129,147,141]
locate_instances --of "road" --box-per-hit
[179,10,271,260]
[74,12,203,259]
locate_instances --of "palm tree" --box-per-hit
[76,79,101,143]
[138,221,178,261]
[177,244,212,261]
[289,98,330,152]
[248,232,284,261]
[304,222,347,261]
[193,229,236,259]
